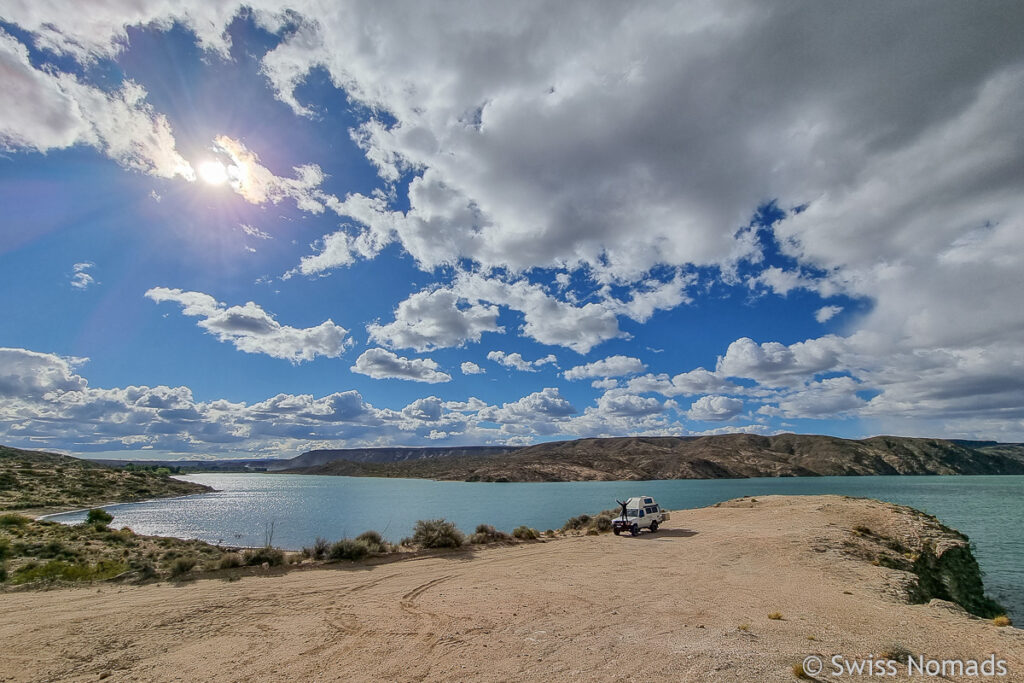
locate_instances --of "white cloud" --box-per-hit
[240,224,273,240]
[815,305,843,323]
[69,262,97,290]
[350,348,451,383]
[460,361,485,375]
[479,387,577,428]
[591,378,619,390]
[0,30,194,180]
[145,287,350,363]
[367,288,503,351]
[716,336,846,387]
[759,377,865,419]
[564,355,646,380]
[687,395,744,422]
[212,135,330,213]
[625,368,740,397]
[487,350,557,373]
[594,390,663,418]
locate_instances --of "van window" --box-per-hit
[627,509,639,517]
[639,510,645,517]
[645,506,656,514]
[644,498,654,504]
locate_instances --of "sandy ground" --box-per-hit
[1,495,1021,682]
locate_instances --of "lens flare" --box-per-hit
[197,160,229,185]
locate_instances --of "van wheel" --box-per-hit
[650,521,659,532]
[630,524,640,536]
[613,528,620,536]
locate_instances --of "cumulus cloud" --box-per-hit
[0,30,194,180]
[367,288,503,351]
[3,3,1024,438]
[212,135,330,213]
[564,355,646,381]
[69,262,97,290]
[145,287,350,362]
[815,306,843,323]
[625,368,740,397]
[460,361,485,375]
[479,387,576,429]
[594,390,663,418]
[350,348,451,383]
[687,395,744,422]
[716,336,846,387]
[487,350,557,373]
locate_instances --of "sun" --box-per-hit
[197,159,229,185]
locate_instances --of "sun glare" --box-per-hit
[198,159,229,185]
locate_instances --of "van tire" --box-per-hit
[650,521,659,532]
[630,524,640,536]
[613,528,620,536]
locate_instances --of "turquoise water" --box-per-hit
[46,473,1024,618]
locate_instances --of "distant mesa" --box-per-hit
[278,434,1024,482]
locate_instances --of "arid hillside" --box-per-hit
[0,445,212,512]
[284,433,1024,482]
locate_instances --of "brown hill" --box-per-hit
[284,433,1024,482]
[0,445,213,512]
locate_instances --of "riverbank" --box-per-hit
[1,495,1018,682]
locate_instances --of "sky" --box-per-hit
[1,2,1023,460]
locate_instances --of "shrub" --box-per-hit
[768,612,783,620]
[12,559,127,584]
[243,546,285,567]
[562,514,592,531]
[544,529,556,538]
[86,509,114,526]
[469,524,513,544]
[412,519,464,549]
[586,528,599,536]
[792,662,809,679]
[880,644,912,664]
[305,536,330,560]
[218,553,243,569]
[0,513,28,527]
[329,539,371,561]
[170,557,196,577]
[355,530,388,553]
[38,540,77,560]
[0,537,10,562]
[993,615,1012,627]
[594,515,613,532]
[512,526,540,540]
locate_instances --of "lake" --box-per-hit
[46,473,1024,619]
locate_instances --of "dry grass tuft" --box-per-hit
[993,615,1012,627]
[768,612,784,620]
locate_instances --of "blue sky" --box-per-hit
[2,3,1023,459]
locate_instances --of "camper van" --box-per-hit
[611,496,669,536]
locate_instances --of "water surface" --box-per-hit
[47,473,1023,618]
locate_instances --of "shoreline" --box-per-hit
[1,495,1017,682]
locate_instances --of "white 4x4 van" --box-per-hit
[611,496,669,536]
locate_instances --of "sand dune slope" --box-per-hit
[1,496,1020,682]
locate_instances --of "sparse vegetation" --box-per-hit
[170,556,197,577]
[303,536,330,560]
[562,513,592,531]
[86,509,114,526]
[469,524,513,544]
[768,612,783,620]
[411,519,464,549]
[218,553,243,569]
[792,661,809,679]
[0,445,211,511]
[880,644,912,664]
[355,530,390,553]
[512,525,539,540]
[993,615,1012,627]
[243,546,285,567]
[329,539,371,561]
[737,623,750,631]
